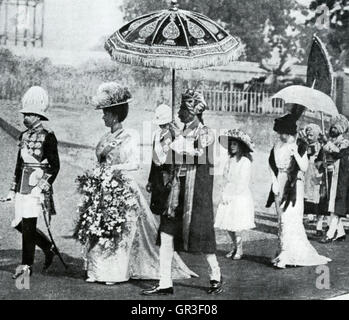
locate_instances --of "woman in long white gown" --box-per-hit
[267,113,331,269]
[83,82,197,284]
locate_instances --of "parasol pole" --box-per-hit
[172,68,176,121]
[320,111,330,199]
[311,79,330,200]
[320,111,325,133]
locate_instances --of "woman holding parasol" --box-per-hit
[266,107,331,268]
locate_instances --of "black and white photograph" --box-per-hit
[0,0,349,305]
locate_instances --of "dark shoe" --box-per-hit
[315,230,324,237]
[207,278,223,295]
[319,236,334,244]
[141,286,174,296]
[43,246,58,271]
[334,235,346,242]
[12,265,32,280]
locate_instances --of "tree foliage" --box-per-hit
[121,0,313,68]
[308,0,349,67]
[0,48,54,99]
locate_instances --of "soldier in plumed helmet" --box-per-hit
[2,86,60,279]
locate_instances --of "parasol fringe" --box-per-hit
[105,3,244,71]
[105,44,243,70]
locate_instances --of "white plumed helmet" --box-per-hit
[20,86,49,120]
[153,104,172,125]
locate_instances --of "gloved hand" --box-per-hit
[145,182,152,193]
[298,128,307,140]
[324,141,339,153]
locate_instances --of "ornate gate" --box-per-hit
[0,0,44,47]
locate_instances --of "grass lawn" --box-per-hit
[0,99,275,215]
[1,102,349,300]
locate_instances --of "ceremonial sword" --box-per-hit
[0,196,68,270]
[41,201,68,270]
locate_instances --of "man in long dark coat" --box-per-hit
[142,89,222,296]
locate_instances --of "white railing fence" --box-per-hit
[0,77,285,115]
[200,89,285,114]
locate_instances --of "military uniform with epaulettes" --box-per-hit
[11,122,60,268]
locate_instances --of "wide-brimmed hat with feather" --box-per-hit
[219,129,254,152]
[92,82,133,110]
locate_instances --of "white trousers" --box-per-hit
[159,233,174,288]
[12,193,43,228]
[316,215,325,231]
[327,214,346,239]
[158,232,221,289]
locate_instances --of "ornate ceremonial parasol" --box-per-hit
[104,0,242,118]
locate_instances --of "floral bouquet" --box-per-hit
[74,164,139,250]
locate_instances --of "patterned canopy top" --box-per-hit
[105,0,241,70]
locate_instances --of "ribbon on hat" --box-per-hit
[181,89,207,115]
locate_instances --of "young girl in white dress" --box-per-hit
[215,129,256,260]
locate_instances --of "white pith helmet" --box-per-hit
[20,86,49,120]
[153,104,172,125]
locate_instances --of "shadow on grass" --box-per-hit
[0,249,85,280]
[255,223,278,235]
[174,282,209,293]
[242,254,273,267]
[216,249,274,268]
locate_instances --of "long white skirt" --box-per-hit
[85,178,198,283]
[273,174,331,267]
[215,191,255,232]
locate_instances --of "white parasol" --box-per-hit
[272,85,339,117]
